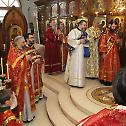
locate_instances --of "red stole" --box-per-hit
[32,62,43,101]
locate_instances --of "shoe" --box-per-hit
[48,72,52,75]
[104,81,112,86]
[23,116,35,123]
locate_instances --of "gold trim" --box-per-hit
[16,79,21,96]
[12,50,33,69]
[16,61,24,96]
[3,116,16,126]
[106,37,115,56]
[12,54,25,69]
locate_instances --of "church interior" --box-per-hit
[0,0,126,126]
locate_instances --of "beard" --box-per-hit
[18,45,27,50]
[28,40,34,47]
[52,25,56,30]
[109,28,117,33]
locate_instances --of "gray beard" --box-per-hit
[18,45,26,50]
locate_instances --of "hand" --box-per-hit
[37,55,41,58]
[80,39,85,44]
[102,53,106,59]
[26,55,32,61]
[31,55,37,61]
[116,39,120,44]
[26,49,36,55]
[84,38,89,44]
[34,58,41,64]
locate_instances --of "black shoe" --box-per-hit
[23,116,35,123]
[48,72,52,75]
[100,80,112,86]
[104,81,112,86]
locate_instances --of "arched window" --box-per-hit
[0,0,21,22]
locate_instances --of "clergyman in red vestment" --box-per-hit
[24,33,44,102]
[99,19,120,85]
[0,89,23,126]
[7,36,36,122]
[45,19,62,74]
[77,68,126,126]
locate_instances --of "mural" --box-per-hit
[80,0,88,14]
[9,25,22,41]
[51,3,57,17]
[46,6,51,17]
[92,0,105,12]
[59,2,66,17]
[69,1,77,15]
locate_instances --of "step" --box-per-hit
[58,88,88,124]
[24,99,53,126]
[46,94,74,126]
[48,73,70,89]
[43,86,56,97]
[43,74,64,94]
[70,87,104,115]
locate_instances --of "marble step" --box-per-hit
[70,87,104,115]
[47,73,70,89]
[24,99,53,126]
[43,74,64,94]
[46,94,74,126]
[43,86,57,97]
[58,88,88,124]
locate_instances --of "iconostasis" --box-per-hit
[37,0,126,45]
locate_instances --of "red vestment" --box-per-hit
[99,30,120,83]
[32,61,43,101]
[0,109,23,126]
[76,108,126,126]
[27,47,43,102]
[45,27,62,73]
[7,46,36,119]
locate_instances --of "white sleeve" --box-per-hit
[10,92,17,110]
[67,30,81,48]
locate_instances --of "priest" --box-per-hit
[24,33,44,102]
[44,19,62,74]
[7,36,36,122]
[99,19,120,85]
[64,20,88,87]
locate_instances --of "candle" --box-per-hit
[6,63,9,79]
[3,44,5,51]
[1,58,3,75]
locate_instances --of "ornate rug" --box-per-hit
[86,86,115,107]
